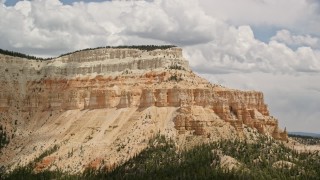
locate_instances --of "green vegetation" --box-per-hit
[3,135,320,179]
[0,125,9,150]
[168,63,185,70]
[168,75,178,81]
[93,135,320,179]
[168,74,183,82]
[2,145,60,180]
[2,166,75,180]
[59,45,177,57]
[34,145,60,164]
[289,134,320,145]
[108,45,176,51]
[0,48,49,60]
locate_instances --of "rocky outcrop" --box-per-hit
[272,161,296,170]
[0,47,287,173]
[0,47,188,78]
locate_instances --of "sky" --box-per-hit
[1,0,320,133]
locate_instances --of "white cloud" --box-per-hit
[184,26,320,75]
[198,0,320,36]
[271,29,319,48]
[0,0,113,56]
[0,0,226,56]
[120,0,225,45]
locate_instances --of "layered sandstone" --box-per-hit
[0,47,287,173]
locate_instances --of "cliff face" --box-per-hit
[0,47,287,173]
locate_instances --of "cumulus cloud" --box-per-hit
[0,0,226,56]
[0,0,115,56]
[121,0,225,45]
[184,26,320,74]
[271,29,319,48]
[198,0,320,37]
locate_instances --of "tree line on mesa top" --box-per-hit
[0,45,177,61]
[0,48,49,61]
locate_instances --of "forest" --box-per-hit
[58,45,177,57]
[2,133,320,179]
[0,48,48,60]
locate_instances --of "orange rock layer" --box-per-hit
[0,71,287,141]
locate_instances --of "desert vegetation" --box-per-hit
[3,134,320,179]
[0,125,9,150]
[289,134,320,145]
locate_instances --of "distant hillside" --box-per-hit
[289,132,320,138]
[0,48,48,60]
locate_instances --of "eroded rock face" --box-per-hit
[0,47,287,173]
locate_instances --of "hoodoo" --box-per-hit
[0,46,287,173]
